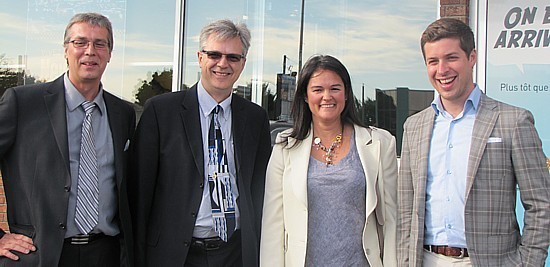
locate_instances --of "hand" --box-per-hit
[0,233,36,260]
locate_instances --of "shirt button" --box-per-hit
[199,183,204,188]
[64,186,70,192]
[447,224,452,229]
[192,212,196,218]
[447,170,452,174]
[449,144,453,148]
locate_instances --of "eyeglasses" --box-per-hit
[67,39,109,50]
[201,50,245,63]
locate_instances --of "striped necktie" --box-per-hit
[75,101,99,234]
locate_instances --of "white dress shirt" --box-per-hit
[192,81,240,238]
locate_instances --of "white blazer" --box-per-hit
[260,124,398,267]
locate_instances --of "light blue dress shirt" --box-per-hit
[424,85,481,248]
[193,81,240,238]
[64,73,118,238]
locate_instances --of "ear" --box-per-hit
[469,49,477,66]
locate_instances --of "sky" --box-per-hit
[0,0,436,103]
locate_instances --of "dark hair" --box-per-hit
[200,19,251,57]
[420,18,475,60]
[283,55,365,147]
[64,13,114,52]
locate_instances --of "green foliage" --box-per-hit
[134,69,177,105]
[0,54,42,97]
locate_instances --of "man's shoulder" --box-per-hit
[103,91,135,113]
[146,90,188,106]
[406,106,434,123]
[9,79,56,95]
[231,94,265,113]
[481,94,528,115]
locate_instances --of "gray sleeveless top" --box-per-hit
[305,131,370,266]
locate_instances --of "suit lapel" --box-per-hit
[355,125,379,217]
[288,132,312,209]
[104,92,124,188]
[416,109,435,190]
[181,86,205,180]
[43,76,70,174]
[231,95,246,176]
[465,94,498,199]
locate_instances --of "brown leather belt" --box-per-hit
[424,245,469,258]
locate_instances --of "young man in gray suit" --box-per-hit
[397,18,550,266]
[0,13,135,266]
[129,19,271,266]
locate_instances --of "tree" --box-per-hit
[134,69,179,106]
[0,54,42,97]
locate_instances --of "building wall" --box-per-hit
[441,0,470,24]
[0,0,472,232]
[0,174,7,231]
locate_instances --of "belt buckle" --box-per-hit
[193,237,222,251]
[71,235,91,245]
[203,237,222,251]
[452,248,466,259]
[204,242,221,251]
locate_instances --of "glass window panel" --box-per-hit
[181,0,436,154]
[0,0,176,107]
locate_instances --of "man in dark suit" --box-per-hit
[0,13,135,266]
[130,19,271,267]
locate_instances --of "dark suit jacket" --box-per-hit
[129,84,271,267]
[397,93,550,266]
[0,75,136,266]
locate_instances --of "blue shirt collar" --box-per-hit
[63,72,106,115]
[431,84,481,116]
[197,80,232,120]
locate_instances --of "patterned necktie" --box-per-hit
[208,105,236,242]
[75,101,99,234]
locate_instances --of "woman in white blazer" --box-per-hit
[260,55,398,267]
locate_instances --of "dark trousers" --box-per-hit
[59,234,120,267]
[185,231,242,267]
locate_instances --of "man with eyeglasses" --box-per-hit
[129,19,271,267]
[0,13,135,266]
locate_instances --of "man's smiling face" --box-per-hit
[424,37,476,109]
[198,35,246,100]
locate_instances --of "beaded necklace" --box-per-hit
[312,131,343,166]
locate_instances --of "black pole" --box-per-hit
[361,83,365,122]
[283,55,287,74]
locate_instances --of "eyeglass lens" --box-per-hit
[70,39,108,49]
[202,50,243,63]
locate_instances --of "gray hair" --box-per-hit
[199,19,251,56]
[64,12,114,52]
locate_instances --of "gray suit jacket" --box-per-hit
[397,93,550,266]
[0,75,136,266]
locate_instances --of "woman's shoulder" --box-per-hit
[274,128,294,144]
